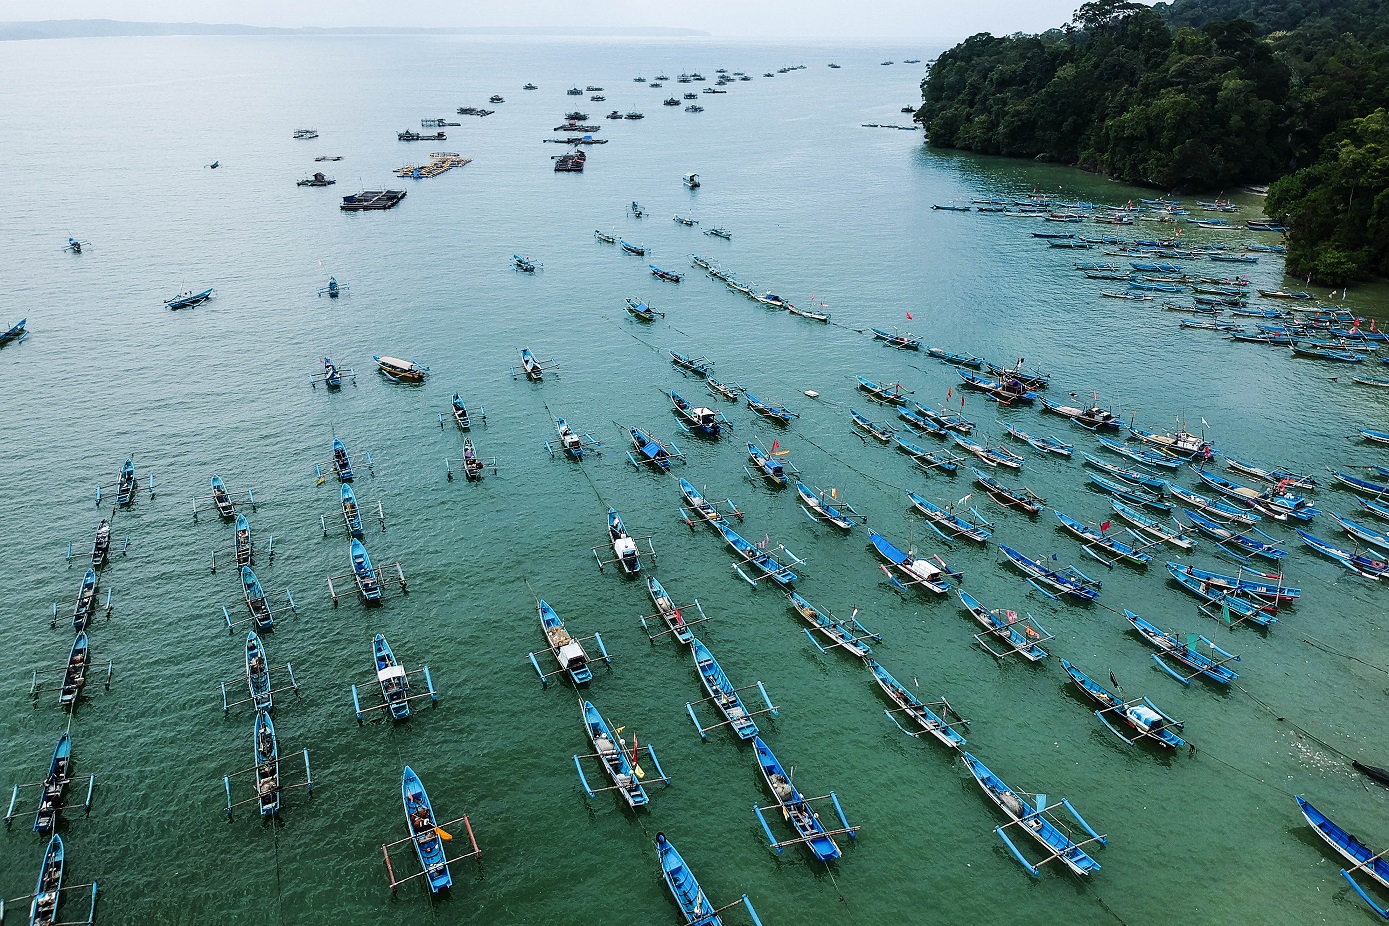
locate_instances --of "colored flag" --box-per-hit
[770,439,779,452]
[947,387,952,399]
[906,311,913,320]
[435,826,454,841]
[1186,633,1199,649]
[960,395,965,408]
[631,734,645,779]
[1109,671,1119,689]
[1221,600,1232,625]
[1100,521,1111,532]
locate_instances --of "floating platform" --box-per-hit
[395,153,471,179]
[340,190,407,211]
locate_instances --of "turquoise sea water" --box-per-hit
[1,33,1388,926]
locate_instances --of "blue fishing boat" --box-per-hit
[954,434,1023,469]
[372,634,413,719]
[253,710,280,815]
[1082,452,1168,492]
[1088,472,1172,514]
[332,438,354,481]
[241,566,275,628]
[856,375,911,403]
[245,631,272,711]
[574,699,667,808]
[896,405,946,437]
[209,475,235,518]
[1224,457,1317,490]
[626,425,681,470]
[513,254,539,273]
[999,545,1101,602]
[747,442,791,487]
[895,437,959,473]
[1095,435,1182,470]
[116,458,136,506]
[870,327,920,350]
[28,734,74,835]
[59,633,89,710]
[518,347,550,381]
[957,368,1036,404]
[752,736,855,861]
[914,402,975,434]
[1332,470,1389,495]
[745,392,798,425]
[1360,497,1389,520]
[1194,468,1316,521]
[1165,563,1278,626]
[715,520,799,586]
[27,834,75,926]
[620,240,646,256]
[533,599,604,686]
[401,766,452,892]
[1054,511,1151,567]
[787,592,879,657]
[866,659,967,747]
[1039,399,1123,430]
[1296,529,1388,578]
[795,481,863,530]
[1181,508,1284,560]
[687,637,775,740]
[624,297,664,322]
[924,345,984,368]
[645,576,696,645]
[72,568,97,631]
[165,288,214,310]
[1296,796,1389,918]
[340,484,364,538]
[669,350,714,377]
[1360,428,1389,446]
[650,265,683,283]
[604,508,644,575]
[907,492,992,543]
[1329,512,1389,552]
[962,753,1106,877]
[1002,423,1072,456]
[348,538,384,604]
[655,833,763,926]
[1168,560,1299,601]
[1127,424,1214,460]
[321,357,343,389]
[850,408,894,442]
[1125,610,1239,685]
[90,519,112,568]
[548,417,601,460]
[0,317,27,346]
[1061,659,1184,748]
[974,468,1046,515]
[1166,482,1260,524]
[957,590,1051,660]
[670,391,729,436]
[870,530,958,593]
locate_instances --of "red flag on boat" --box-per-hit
[770,439,780,452]
[1100,521,1111,532]
[947,387,952,400]
[960,395,966,408]
[906,312,913,320]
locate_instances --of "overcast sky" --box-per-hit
[1,1,1110,40]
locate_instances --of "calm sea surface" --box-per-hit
[1,33,1387,926]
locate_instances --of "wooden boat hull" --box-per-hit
[403,766,452,891]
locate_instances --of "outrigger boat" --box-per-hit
[96,457,153,508]
[1329,511,1389,553]
[70,568,99,631]
[195,474,244,521]
[59,633,90,712]
[620,240,647,256]
[383,766,481,894]
[745,392,798,425]
[1088,472,1172,514]
[0,318,27,346]
[962,752,1106,877]
[1194,468,1316,521]
[324,537,405,607]
[999,545,1101,602]
[786,593,879,657]
[866,659,969,747]
[5,732,95,835]
[957,590,1052,661]
[705,377,742,401]
[850,408,895,442]
[222,710,312,820]
[856,375,911,403]
[625,297,665,321]
[513,347,557,381]
[308,356,354,389]
[1331,470,1389,495]
[1124,610,1240,685]
[869,530,960,594]
[573,698,670,809]
[1166,482,1260,525]
[787,300,830,322]
[63,237,90,254]
[686,637,778,740]
[374,355,428,383]
[752,736,857,862]
[446,394,484,430]
[316,276,348,297]
[705,227,732,239]
[1165,563,1279,627]
[1360,428,1389,446]
[974,468,1046,515]
[639,576,708,645]
[1128,424,1214,460]
[1224,457,1317,490]
[1055,511,1152,567]
[654,833,764,926]
[1039,399,1122,430]
[957,369,1036,404]
[626,425,684,470]
[870,327,921,350]
[89,520,113,569]
[513,254,540,273]
[1168,560,1299,601]
[545,417,602,461]
[1002,423,1072,456]
[218,629,298,714]
[165,288,214,310]
[677,477,742,529]
[595,230,617,243]
[751,291,792,310]
[1296,796,1389,919]
[954,435,1023,469]
[593,508,654,575]
[528,599,610,687]
[1082,452,1168,492]
[925,345,984,368]
[907,492,993,544]
[1296,528,1388,578]
[1182,508,1284,560]
[746,441,796,488]
[670,391,731,436]
[795,481,865,530]
[1061,660,1184,749]
[914,402,975,434]
[452,436,495,482]
[896,436,961,473]
[19,834,98,926]
[331,438,355,482]
[897,406,944,437]
[1096,435,1182,470]
[669,351,714,377]
[650,265,683,283]
[351,634,436,722]
[716,519,803,587]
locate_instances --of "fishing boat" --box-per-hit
[1194,468,1316,520]
[605,508,643,575]
[957,369,1036,404]
[28,834,74,926]
[869,530,958,594]
[1331,470,1389,495]
[595,230,617,243]
[961,752,1105,877]
[1166,482,1260,524]
[655,833,763,926]
[646,577,695,645]
[624,298,664,322]
[999,545,1101,602]
[896,405,945,437]
[1296,796,1389,918]
[745,392,798,425]
[1165,564,1278,626]
[29,734,78,835]
[253,710,280,815]
[752,736,854,862]
[957,590,1051,660]
[1329,512,1389,553]
[795,482,863,530]
[1182,508,1284,560]
[1291,340,1366,362]
[209,474,235,519]
[715,520,799,586]
[1360,497,1389,521]
[866,659,967,747]
[1095,435,1182,470]
[924,346,984,369]
[650,265,683,283]
[242,565,276,627]
[332,438,354,481]
[518,348,550,381]
[896,436,959,473]
[335,485,364,539]
[626,425,680,471]
[1296,529,1388,578]
[689,637,769,740]
[1125,610,1239,684]
[449,394,474,429]
[318,357,345,390]
[851,408,894,442]
[954,435,1023,469]
[165,288,214,310]
[1082,453,1168,492]
[536,599,598,686]
[1128,424,1214,460]
[1224,457,1317,490]
[244,631,273,711]
[870,328,921,350]
[1088,472,1172,514]
[787,302,830,322]
[973,469,1046,515]
[914,402,975,434]
[91,519,111,569]
[670,391,729,436]
[1061,660,1184,748]
[369,634,413,719]
[746,441,793,488]
[350,538,384,604]
[669,350,714,377]
[59,633,89,710]
[1055,511,1152,566]
[115,458,136,506]
[575,699,664,809]
[1002,423,1072,456]
[907,493,992,543]
[71,568,97,631]
[620,240,647,256]
[706,227,732,239]
[549,417,598,460]
[0,318,27,346]
[1168,560,1299,601]
[705,379,743,404]
[1039,399,1123,430]
[683,173,700,189]
[374,355,428,383]
[1360,428,1389,446]
[856,376,911,403]
[401,767,452,892]
[786,592,878,656]
[678,478,728,528]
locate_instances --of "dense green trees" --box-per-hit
[918,0,1389,282]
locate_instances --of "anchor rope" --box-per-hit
[273,821,285,926]
[541,400,607,509]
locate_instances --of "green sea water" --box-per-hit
[1,33,1387,926]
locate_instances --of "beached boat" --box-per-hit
[962,752,1106,877]
[974,469,1046,515]
[866,659,967,747]
[1061,659,1185,748]
[869,530,959,594]
[399,766,453,892]
[999,544,1101,602]
[1125,610,1239,684]
[957,590,1051,661]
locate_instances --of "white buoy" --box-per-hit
[803,390,819,399]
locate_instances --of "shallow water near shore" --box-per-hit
[1,33,1387,926]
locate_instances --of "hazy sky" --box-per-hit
[2,1,1107,40]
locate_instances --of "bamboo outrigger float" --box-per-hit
[381,766,481,895]
[350,634,437,722]
[325,539,406,606]
[0,834,98,926]
[222,710,312,818]
[5,733,95,834]
[573,697,671,808]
